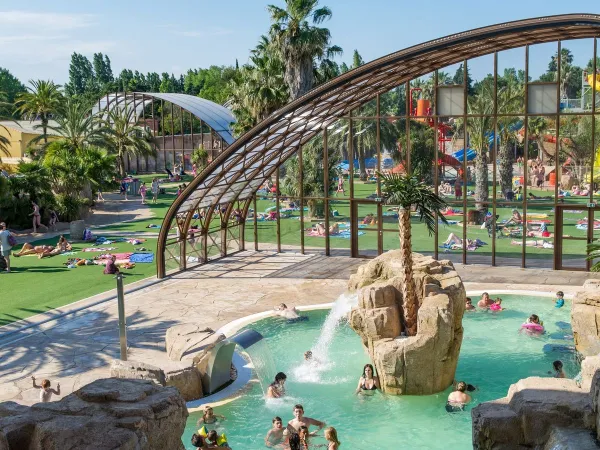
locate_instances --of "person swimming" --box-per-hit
[489,298,504,311]
[549,360,566,378]
[555,291,565,308]
[267,372,287,398]
[265,416,285,448]
[355,363,380,395]
[446,381,471,412]
[465,297,476,311]
[196,405,225,426]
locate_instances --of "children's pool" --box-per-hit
[182,294,576,449]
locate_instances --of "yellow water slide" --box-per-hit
[588,73,600,93]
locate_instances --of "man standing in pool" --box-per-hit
[477,292,494,309]
[287,404,325,436]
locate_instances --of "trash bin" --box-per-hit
[127,179,140,196]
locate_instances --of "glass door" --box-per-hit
[351,200,381,258]
[555,205,596,271]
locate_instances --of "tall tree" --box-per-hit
[15,80,63,147]
[268,0,342,99]
[0,68,26,118]
[99,107,156,176]
[45,98,105,150]
[379,172,448,336]
[93,53,114,85]
[452,63,474,95]
[65,53,97,97]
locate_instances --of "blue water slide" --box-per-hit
[452,148,477,162]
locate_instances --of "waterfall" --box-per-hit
[293,292,358,383]
[241,339,277,394]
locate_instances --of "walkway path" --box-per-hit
[10,193,154,244]
[0,251,597,405]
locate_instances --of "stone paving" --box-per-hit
[0,250,598,406]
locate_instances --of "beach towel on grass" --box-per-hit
[83,247,117,252]
[130,253,155,263]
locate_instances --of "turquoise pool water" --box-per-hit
[182,294,576,449]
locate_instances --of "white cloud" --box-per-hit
[0,10,96,30]
[172,27,233,38]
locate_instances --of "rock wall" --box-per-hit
[348,251,466,395]
[0,378,188,450]
[572,280,600,358]
[472,355,600,449]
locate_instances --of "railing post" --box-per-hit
[116,273,128,361]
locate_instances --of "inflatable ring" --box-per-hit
[521,323,544,333]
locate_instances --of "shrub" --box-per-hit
[54,194,86,222]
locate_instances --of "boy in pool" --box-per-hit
[465,298,476,311]
[555,291,565,308]
[287,404,325,436]
[549,360,566,378]
[265,416,286,448]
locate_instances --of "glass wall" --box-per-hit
[237,38,599,268]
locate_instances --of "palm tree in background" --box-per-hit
[528,116,554,162]
[268,0,342,100]
[379,172,448,336]
[0,92,13,161]
[15,80,63,147]
[46,98,105,151]
[99,107,155,177]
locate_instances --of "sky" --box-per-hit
[0,0,597,86]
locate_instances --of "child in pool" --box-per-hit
[324,427,341,450]
[196,405,226,426]
[525,314,542,325]
[489,298,504,311]
[298,425,310,450]
[465,298,476,311]
[555,291,565,308]
[549,360,566,378]
[265,416,286,448]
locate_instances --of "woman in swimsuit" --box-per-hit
[196,405,225,426]
[355,363,380,394]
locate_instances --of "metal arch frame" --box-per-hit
[94,92,236,145]
[157,13,600,278]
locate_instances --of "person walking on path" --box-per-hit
[30,202,47,233]
[139,182,148,205]
[0,222,12,273]
[151,178,159,204]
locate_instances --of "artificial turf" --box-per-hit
[0,172,593,325]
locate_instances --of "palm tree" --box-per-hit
[15,80,63,147]
[46,98,105,151]
[528,116,554,162]
[0,91,13,161]
[268,0,342,99]
[495,81,523,196]
[99,106,155,177]
[379,172,448,336]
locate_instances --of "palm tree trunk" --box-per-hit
[398,208,418,336]
[285,56,315,100]
[358,149,368,181]
[118,155,126,178]
[497,143,513,196]
[474,148,489,213]
[42,116,48,145]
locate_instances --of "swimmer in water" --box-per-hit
[265,416,286,448]
[549,360,566,378]
[555,291,565,308]
[446,381,471,412]
[355,363,380,395]
[477,292,494,309]
[465,297,476,311]
[196,405,226,426]
[298,425,310,449]
[275,303,300,320]
[489,298,504,311]
[287,404,325,436]
[267,372,287,398]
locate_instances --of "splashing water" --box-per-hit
[243,339,277,394]
[293,292,358,383]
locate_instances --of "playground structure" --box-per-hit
[409,87,462,177]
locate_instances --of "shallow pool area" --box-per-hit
[182,294,577,449]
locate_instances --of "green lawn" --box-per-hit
[1,237,157,326]
[1,173,593,326]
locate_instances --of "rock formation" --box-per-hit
[348,251,466,395]
[110,325,227,401]
[572,280,600,358]
[0,378,188,450]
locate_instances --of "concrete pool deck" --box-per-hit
[0,250,598,405]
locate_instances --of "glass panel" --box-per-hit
[467,54,494,107]
[528,85,558,114]
[493,202,523,266]
[437,86,464,116]
[327,119,350,199]
[497,47,526,114]
[357,230,379,257]
[329,200,350,251]
[410,72,436,117]
[558,115,594,203]
[410,120,435,182]
[382,118,407,177]
[494,116,523,200]
[279,197,301,252]
[528,42,558,83]
[379,84,406,116]
[560,38,594,112]
[352,98,377,118]
[352,119,379,195]
[527,116,557,198]
[560,210,588,270]
[524,203,555,269]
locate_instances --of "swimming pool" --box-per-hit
[182,294,576,449]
